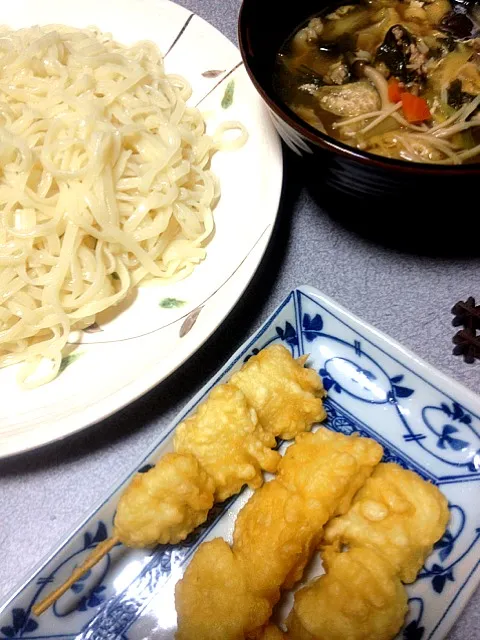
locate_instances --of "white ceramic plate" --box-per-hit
[1,285,480,639]
[0,0,283,458]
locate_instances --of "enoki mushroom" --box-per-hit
[332,66,480,162]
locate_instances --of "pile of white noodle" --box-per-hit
[0,24,246,388]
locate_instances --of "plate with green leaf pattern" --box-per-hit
[0,0,282,457]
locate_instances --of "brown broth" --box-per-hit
[273,0,480,164]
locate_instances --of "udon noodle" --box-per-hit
[0,25,246,388]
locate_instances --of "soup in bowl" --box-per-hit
[273,0,480,165]
[239,0,480,232]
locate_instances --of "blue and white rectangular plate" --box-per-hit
[1,285,480,640]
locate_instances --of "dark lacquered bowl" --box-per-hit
[238,0,480,246]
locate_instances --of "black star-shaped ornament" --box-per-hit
[451,297,480,363]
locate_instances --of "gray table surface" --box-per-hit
[1,0,480,637]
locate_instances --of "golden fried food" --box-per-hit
[175,538,272,640]
[34,344,330,618]
[114,453,215,547]
[233,480,324,600]
[278,428,384,522]
[323,462,450,583]
[287,547,408,640]
[233,430,383,597]
[174,384,280,501]
[174,430,383,640]
[230,345,326,439]
[257,625,288,640]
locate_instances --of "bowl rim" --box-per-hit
[237,0,480,175]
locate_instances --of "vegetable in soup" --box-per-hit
[274,0,480,164]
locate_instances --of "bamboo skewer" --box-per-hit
[32,536,119,616]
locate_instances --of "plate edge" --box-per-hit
[298,284,480,409]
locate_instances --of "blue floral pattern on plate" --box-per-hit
[1,286,479,640]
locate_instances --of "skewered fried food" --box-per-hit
[175,429,383,639]
[175,538,272,640]
[174,383,281,501]
[286,463,449,639]
[230,345,326,439]
[287,547,408,640]
[234,480,322,601]
[323,462,450,583]
[33,453,215,616]
[33,344,327,617]
[234,428,384,596]
[114,452,215,547]
[277,428,384,521]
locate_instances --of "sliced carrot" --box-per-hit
[388,78,402,103]
[401,92,431,123]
